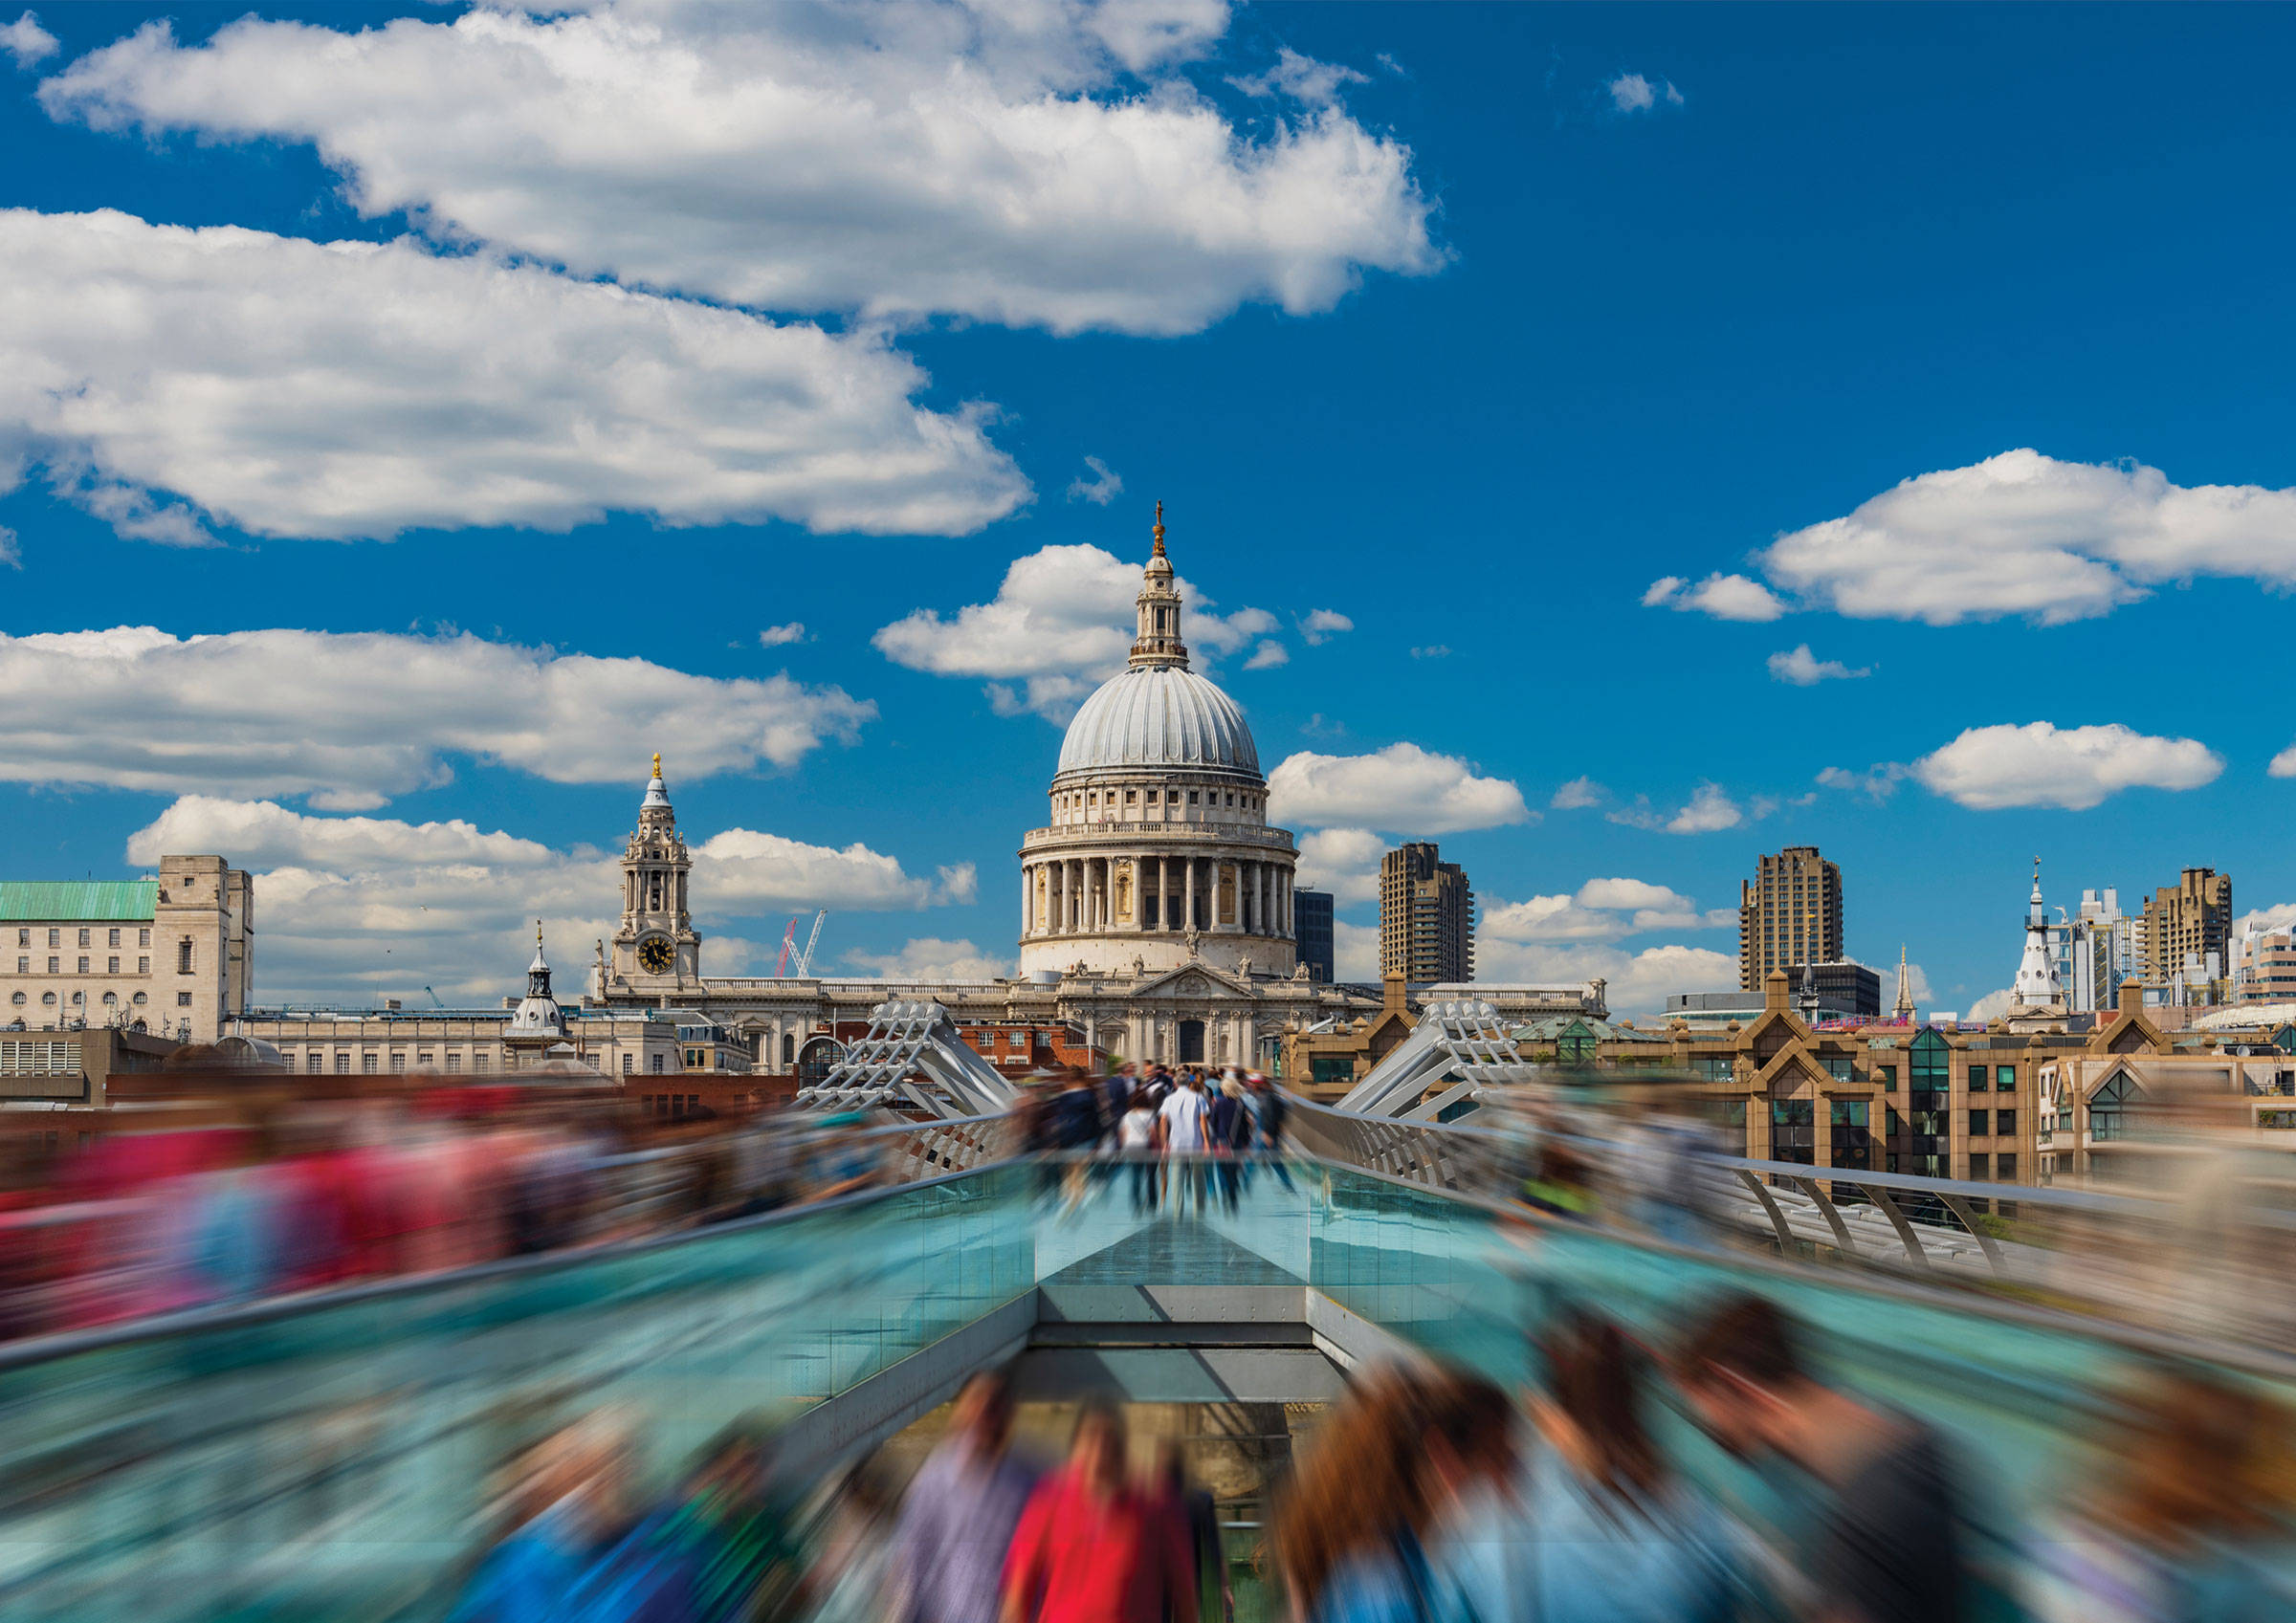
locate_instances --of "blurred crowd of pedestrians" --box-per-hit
[0,1096,895,1342]
[1016,1062,1293,1214]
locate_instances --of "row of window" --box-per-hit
[8,989,183,1009]
[298,1048,494,1074]
[15,956,149,976]
[15,928,152,950]
[1059,787,1261,815]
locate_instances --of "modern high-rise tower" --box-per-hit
[1738,844,1843,991]
[2139,866,2231,990]
[1380,842,1473,982]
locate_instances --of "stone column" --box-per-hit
[1070,859,1083,932]
[1283,868,1293,936]
[1156,856,1168,932]
[1021,864,1032,937]
[1184,859,1197,939]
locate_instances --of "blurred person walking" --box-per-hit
[1159,1074,1212,1211]
[1118,1090,1162,1214]
[1247,1075,1295,1194]
[1519,1311,1740,1623]
[1272,1368,1446,1622]
[1151,1441,1232,1623]
[1002,1402,1197,1623]
[2026,1369,2296,1623]
[1208,1079,1252,1213]
[1418,1371,1527,1623]
[1676,1293,1964,1623]
[891,1371,1039,1623]
[450,1416,640,1623]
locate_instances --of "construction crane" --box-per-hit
[422,986,446,1009]
[775,910,828,977]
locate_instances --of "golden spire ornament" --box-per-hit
[1152,499,1166,558]
[651,751,662,779]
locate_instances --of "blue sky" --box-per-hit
[4,2,2294,1015]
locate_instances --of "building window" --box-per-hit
[77,929,89,949]
[75,955,87,974]
[335,1051,351,1074]
[1969,1152,1990,1180]
[362,1052,379,1075]
[107,956,119,974]
[651,1053,665,1073]
[40,992,55,1006]
[1996,1064,2017,1089]
[1830,1099,1872,1171]
[46,956,57,974]
[1995,1108,2017,1136]
[177,940,193,974]
[13,957,23,975]
[138,929,149,949]
[623,1053,634,1074]
[2088,1075,2140,1141]
[1771,1099,1815,1164]
[1967,1064,1987,1092]
[138,956,148,974]
[1187,791,1198,805]
[390,1052,408,1072]
[131,992,145,1006]
[46,930,58,948]
[1873,1064,1897,1089]
[306,1051,321,1072]
[175,992,192,1007]
[1997,1153,2018,1181]
[8,992,21,1006]
[445,1053,461,1072]
[474,1052,490,1073]
[107,929,121,949]
[1968,1108,1990,1136]
[12,929,23,948]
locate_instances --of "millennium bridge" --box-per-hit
[3,998,2291,1620]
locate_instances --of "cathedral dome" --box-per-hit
[1057,665,1260,779]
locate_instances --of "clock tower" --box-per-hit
[612,753,700,987]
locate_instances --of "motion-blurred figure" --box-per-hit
[1272,1368,1445,1622]
[1522,1311,1740,1623]
[2026,1369,2296,1623]
[806,1464,898,1623]
[450,1415,639,1623]
[1117,1089,1161,1213]
[891,1371,1038,1623]
[1002,1401,1196,1623]
[1151,1441,1230,1623]
[1418,1370,1525,1623]
[1677,1293,1964,1623]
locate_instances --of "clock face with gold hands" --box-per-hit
[638,935,675,975]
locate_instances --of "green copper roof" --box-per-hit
[0,881,160,922]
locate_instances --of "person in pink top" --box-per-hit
[1001,1402,1196,1623]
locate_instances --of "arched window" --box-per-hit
[132,992,147,1005]
[782,1032,796,1067]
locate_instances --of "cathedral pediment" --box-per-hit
[1124,963,1253,1000]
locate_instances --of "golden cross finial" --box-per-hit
[1152,499,1165,558]
[651,751,662,779]
[535,918,543,945]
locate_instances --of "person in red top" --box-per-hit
[1001,1402,1197,1623]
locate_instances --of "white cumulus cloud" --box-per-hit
[1642,573,1786,622]
[1479,938,1735,1019]
[694,829,976,911]
[1229,45,1369,107]
[1768,645,1869,685]
[1483,878,1733,947]
[0,209,1027,546]
[1606,72,1682,114]
[1911,721,2223,811]
[872,540,1282,720]
[0,625,871,809]
[41,3,1440,338]
[1680,450,2296,627]
[1298,608,1354,646]
[1067,456,1124,506]
[126,797,970,1003]
[3,10,56,67]
[1268,742,1530,834]
[1550,777,1605,810]
[758,623,808,648]
[1293,826,1387,904]
[842,937,1013,981]
[2268,744,2296,779]
[1244,640,1291,669]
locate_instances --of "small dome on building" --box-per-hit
[1057,666,1259,779]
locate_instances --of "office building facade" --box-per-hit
[1380,842,1473,982]
[2140,867,2231,995]
[1738,845,1843,991]
[1293,888,1336,983]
